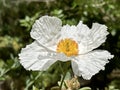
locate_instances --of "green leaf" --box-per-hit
[79,87,91,90]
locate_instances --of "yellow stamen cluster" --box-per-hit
[57,38,78,57]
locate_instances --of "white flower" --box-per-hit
[19,16,114,80]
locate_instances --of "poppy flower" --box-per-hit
[19,16,114,80]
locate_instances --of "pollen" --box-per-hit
[57,38,79,57]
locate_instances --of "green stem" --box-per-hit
[59,61,71,90]
[60,72,66,90]
[59,62,66,90]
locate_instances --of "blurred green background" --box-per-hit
[0,0,120,90]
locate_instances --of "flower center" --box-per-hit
[57,38,79,57]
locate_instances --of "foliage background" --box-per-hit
[0,0,120,90]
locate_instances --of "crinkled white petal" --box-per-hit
[78,23,109,54]
[19,41,71,70]
[30,16,62,45]
[60,25,78,41]
[71,50,114,80]
[59,22,90,43]
[19,41,58,70]
[77,21,90,39]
